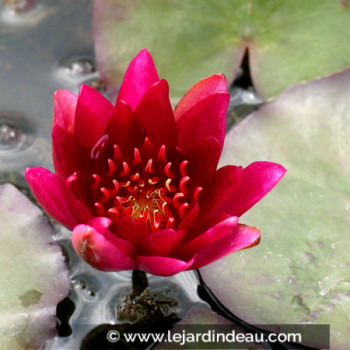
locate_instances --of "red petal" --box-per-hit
[111,217,150,246]
[185,137,221,187]
[86,216,113,233]
[176,91,229,153]
[135,79,178,149]
[52,126,88,181]
[74,84,115,149]
[53,90,77,134]
[217,161,287,217]
[117,49,159,111]
[106,100,144,157]
[138,229,186,256]
[178,203,200,230]
[191,224,260,270]
[175,216,238,260]
[175,73,227,120]
[65,174,94,223]
[72,222,137,272]
[198,165,243,218]
[137,256,193,276]
[24,167,77,229]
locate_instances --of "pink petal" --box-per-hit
[72,223,137,272]
[198,165,243,218]
[185,137,221,188]
[24,167,77,229]
[217,161,287,217]
[111,217,150,246]
[74,84,115,149]
[135,79,178,149]
[174,73,227,120]
[176,91,229,153]
[106,99,144,158]
[175,216,238,260]
[52,126,88,181]
[137,256,193,276]
[86,216,113,233]
[190,224,260,270]
[53,90,77,134]
[117,49,159,111]
[138,229,187,256]
[190,212,231,235]
[65,174,94,223]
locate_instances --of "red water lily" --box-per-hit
[25,49,286,276]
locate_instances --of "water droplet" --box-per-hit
[55,57,105,94]
[1,0,47,25]
[0,123,21,147]
[0,113,35,152]
[3,0,37,15]
[64,58,95,76]
[72,278,98,301]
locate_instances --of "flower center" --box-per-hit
[86,135,202,232]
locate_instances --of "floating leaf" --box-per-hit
[93,0,350,102]
[200,68,350,349]
[0,184,70,349]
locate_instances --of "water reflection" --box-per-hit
[49,225,204,350]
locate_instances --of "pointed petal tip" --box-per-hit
[217,161,287,217]
[136,48,152,58]
[191,224,261,270]
[24,166,32,176]
[211,72,227,87]
[243,225,261,248]
[24,167,78,229]
[53,89,77,99]
[117,48,160,111]
[175,73,229,123]
[77,83,96,98]
[53,89,78,133]
[152,78,169,91]
[24,166,46,179]
[72,223,137,272]
[255,161,287,184]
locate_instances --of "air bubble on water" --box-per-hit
[1,0,47,25]
[0,114,35,152]
[0,123,21,147]
[55,56,102,90]
[3,0,37,14]
[64,58,95,76]
[72,278,98,302]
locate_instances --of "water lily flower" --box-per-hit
[25,49,286,276]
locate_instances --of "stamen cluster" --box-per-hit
[86,135,202,232]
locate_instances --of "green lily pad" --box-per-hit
[200,68,350,349]
[93,0,350,102]
[0,184,70,349]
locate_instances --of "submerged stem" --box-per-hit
[131,269,149,298]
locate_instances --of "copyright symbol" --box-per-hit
[107,330,120,343]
